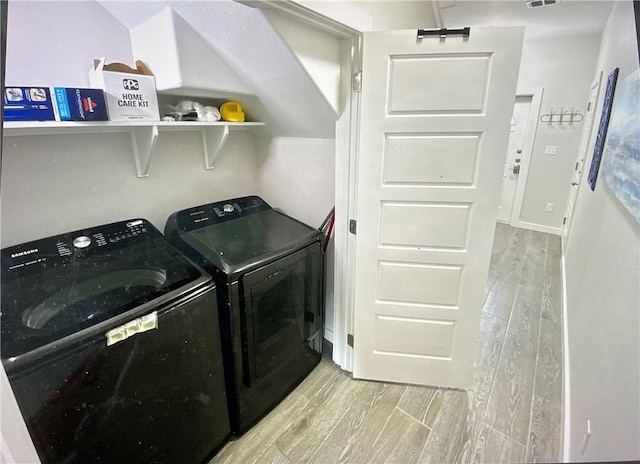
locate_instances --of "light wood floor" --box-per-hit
[210,223,563,464]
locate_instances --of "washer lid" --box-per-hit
[1,219,207,362]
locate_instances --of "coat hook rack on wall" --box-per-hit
[540,106,584,126]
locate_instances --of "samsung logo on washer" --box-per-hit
[11,248,38,258]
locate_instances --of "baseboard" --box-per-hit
[321,337,333,357]
[561,253,572,461]
[513,220,562,236]
[324,327,334,344]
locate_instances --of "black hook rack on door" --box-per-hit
[417,27,471,39]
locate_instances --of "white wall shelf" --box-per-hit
[3,121,265,177]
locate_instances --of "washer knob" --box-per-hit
[73,236,91,249]
[223,204,234,213]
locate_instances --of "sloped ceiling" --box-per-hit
[99,0,338,138]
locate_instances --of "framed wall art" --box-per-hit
[587,67,619,191]
[601,68,640,222]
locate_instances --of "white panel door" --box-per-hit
[562,73,602,252]
[353,28,524,388]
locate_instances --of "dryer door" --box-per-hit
[240,242,322,386]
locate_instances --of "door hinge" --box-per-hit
[353,71,362,92]
[347,333,354,348]
[349,219,357,235]
[563,217,567,225]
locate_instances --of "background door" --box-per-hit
[353,27,524,388]
[497,96,532,223]
[562,73,602,251]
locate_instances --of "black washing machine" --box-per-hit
[1,219,230,464]
[164,196,323,434]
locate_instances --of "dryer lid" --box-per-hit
[169,197,321,277]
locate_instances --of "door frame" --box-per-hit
[242,0,362,371]
[561,72,603,253]
[507,87,544,229]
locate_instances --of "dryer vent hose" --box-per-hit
[320,207,335,253]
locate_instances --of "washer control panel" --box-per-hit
[104,220,148,245]
[2,219,156,272]
[73,236,92,249]
[58,220,149,256]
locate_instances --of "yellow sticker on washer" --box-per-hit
[106,311,158,346]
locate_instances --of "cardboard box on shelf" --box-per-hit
[89,57,160,121]
[51,87,108,121]
[3,87,55,121]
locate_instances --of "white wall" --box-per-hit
[342,0,435,30]
[255,137,335,228]
[254,136,336,341]
[261,8,345,116]
[1,132,259,246]
[564,1,640,461]
[300,0,436,31]
[4,0,133,87]
[516,34,601,232]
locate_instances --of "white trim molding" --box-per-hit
[516,221,562,236]
[561,253,571,462]
[1,366,42,463]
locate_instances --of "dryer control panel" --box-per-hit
[173,196,271,231]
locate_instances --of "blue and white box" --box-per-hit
[51,87,108,121]
[3,87,108,121]
[3,87,55,121]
